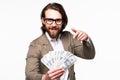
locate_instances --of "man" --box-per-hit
[25,2,95,80]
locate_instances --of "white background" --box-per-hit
[0,0,120,80]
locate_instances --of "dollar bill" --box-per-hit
[41,51,76,69]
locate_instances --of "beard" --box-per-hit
[46,27,62,39]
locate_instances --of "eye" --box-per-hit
[56,19,62,22]
[45,18,53,23]
[44,18,62,25]
[45,19,51,22]
[56,19,62,24]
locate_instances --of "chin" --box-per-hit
[50,35,57,38]
[48,31,60,38]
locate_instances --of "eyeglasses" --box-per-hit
[44,18,62,25]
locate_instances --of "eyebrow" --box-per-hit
[45,18,62,19]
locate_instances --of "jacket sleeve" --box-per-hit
[73,36,95,59]
[25,42,43,80]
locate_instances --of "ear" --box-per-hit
[41,18,45,24]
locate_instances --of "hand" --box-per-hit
[42,67,64,80]
[71,28,88,41]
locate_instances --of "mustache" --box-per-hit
[50,27,58,30]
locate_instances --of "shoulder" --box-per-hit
[61,31,73,37]
[61,31,72,35]
[30,34,47,46]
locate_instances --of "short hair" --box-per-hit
[40,2,68,33]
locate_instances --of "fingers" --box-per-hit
[71,28,77,33]
[77,32,88,41]
[47,67,64,80]
[71,28,88,41]
[50,72,63,80]
[73,31,79,39]
[48,67,64,74]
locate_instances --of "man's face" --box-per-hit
[42,9,63,38]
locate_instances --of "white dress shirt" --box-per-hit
[46,33,70,80]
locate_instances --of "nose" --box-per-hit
[52,21,57,26]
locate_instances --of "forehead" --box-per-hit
[45,9,62,19]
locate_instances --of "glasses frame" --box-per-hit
[44,18,63,25]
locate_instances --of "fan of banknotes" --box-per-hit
[41,51,76,70]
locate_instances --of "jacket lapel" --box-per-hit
[40,32,70,53]
[40,34,53,55]
[60,32,69,51]
[61,38,68,51]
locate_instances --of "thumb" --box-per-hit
[71,28,77,33]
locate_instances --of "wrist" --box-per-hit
[42,73,49,80]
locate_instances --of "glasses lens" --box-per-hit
[55,19,62,25]
[45,18,53,25]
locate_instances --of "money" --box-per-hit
[41,51,76,69]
